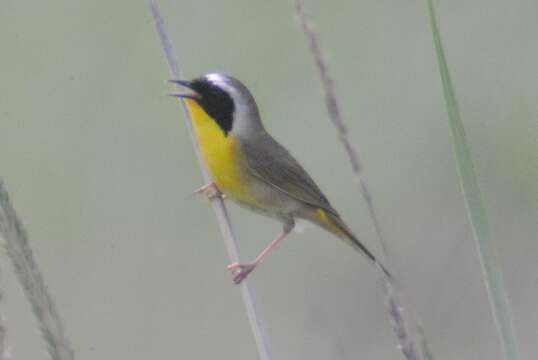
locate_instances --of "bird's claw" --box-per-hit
[227,262,256,284]
[194,182,226,200]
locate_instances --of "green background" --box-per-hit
[1,0,537,359]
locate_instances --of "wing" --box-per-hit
[241,133,339,217]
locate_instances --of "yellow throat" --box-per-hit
[183,99,253,203]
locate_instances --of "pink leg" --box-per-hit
[227,221,294,284]
[194,182,227,200]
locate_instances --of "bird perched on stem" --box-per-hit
[170,73,389,284]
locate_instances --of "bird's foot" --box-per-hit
[227,262,257,284]
[194,182,227,200]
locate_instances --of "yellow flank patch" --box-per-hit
[184,99,254,204]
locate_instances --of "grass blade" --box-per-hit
[426,1,519,359]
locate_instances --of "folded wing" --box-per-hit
[241,133,338,217]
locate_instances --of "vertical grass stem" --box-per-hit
[294,1,432,359]
[0,181,74,360]
[148,2,271,359]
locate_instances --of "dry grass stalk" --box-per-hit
[293,0,390,258]
[293,1,432,359]
[0,180,74,360]
[148,1,271,359]
[0,284,10,360]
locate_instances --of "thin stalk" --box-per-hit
[385,281,420,360]
[148,2,271,360]
[425,1,519,359]
[0,180,74,360]
[293,1,431,359]
[417,322,434,360]
[0,275,10,360]
[293,0,390,258]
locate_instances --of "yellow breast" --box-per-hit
[184,99,255,204]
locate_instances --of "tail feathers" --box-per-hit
[320,210,392,279]
[344,226,393,280]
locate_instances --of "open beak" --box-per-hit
[168,80,200,100]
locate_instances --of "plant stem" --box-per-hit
[0,275,10,360]
[0,180,74,360]
[293,0,390,258]
[148,2,271,359]
[293,1,431,359]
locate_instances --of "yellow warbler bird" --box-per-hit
[170,73,388,284]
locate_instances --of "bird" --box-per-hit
[170,73,389,284]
